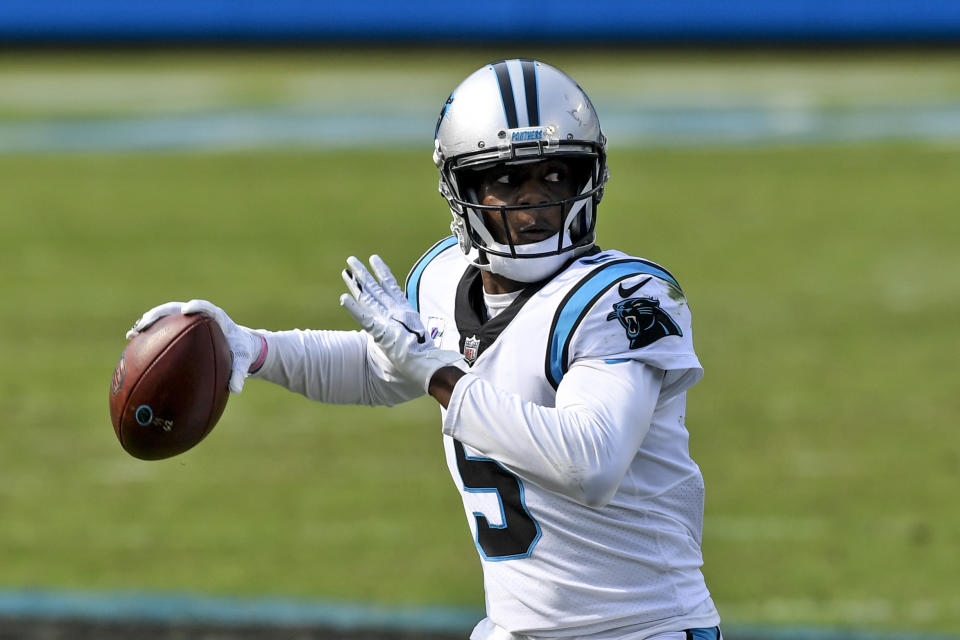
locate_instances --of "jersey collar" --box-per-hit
[453,245,601,364]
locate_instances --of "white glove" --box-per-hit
[340,255,466,393]
[126,299,264,394]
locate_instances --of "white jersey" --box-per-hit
[254,238,720,639]
[406,238,720,639]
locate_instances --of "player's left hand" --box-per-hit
[340,255,466,393]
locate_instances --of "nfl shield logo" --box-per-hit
[463,335,481,365]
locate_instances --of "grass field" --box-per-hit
[1,50,959,636]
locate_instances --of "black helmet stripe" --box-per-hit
[491,61,519,130]
[520,59,540,127]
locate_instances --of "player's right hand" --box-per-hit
[126,300,265,394]
[340,255,466,393]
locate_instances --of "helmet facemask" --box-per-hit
[441,147,606,282]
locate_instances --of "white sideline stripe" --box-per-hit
[1,104,959,152]
[0,589,482,632]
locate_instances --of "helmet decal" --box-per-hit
[522,59,540,127]
[491,59,541,130]
[491,61,519,129]
[434,92,454,138]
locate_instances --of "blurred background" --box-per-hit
[1,1,958,639]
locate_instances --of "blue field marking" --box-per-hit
[0,590,958,639]
[725,624,960,640]
[2,103,960,152]
[0,589,482,632]
[0,109,432,153]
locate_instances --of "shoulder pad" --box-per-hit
[405,236,459,312]
[545,257,690,388]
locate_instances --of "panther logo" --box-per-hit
[606,297,682,349]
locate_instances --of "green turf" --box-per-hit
[1,144,957,634]
[1,48,959,635]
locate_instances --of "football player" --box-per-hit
[128,59,722,640]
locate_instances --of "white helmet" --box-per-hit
[434,59,609,283]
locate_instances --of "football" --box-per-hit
[109,313,231,460]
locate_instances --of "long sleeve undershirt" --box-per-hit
[253,328,663,508]
[251,329,424,407]
[443,359,663,508]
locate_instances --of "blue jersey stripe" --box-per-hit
[546,259,681,388]
[405,236,458,312]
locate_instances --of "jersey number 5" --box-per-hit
[454,440,541,560]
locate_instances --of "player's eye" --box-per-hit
[495,172,513,185]
[544,171,561,183]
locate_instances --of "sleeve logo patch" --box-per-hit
[606,297,682,349]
